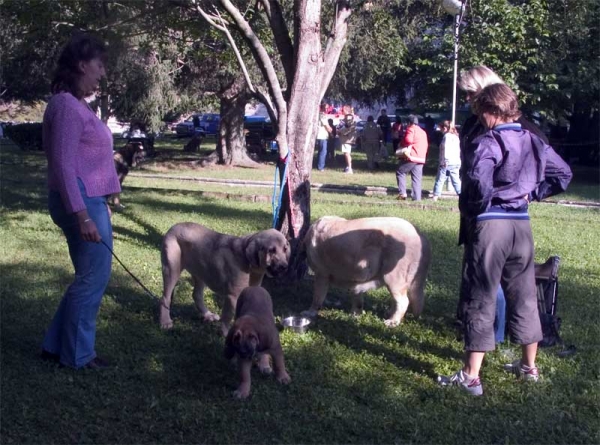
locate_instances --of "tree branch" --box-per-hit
[260,0,295,91]
[218,0,287,125]
[320,1,352,101]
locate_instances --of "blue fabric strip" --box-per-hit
[493,123,522,131]
[476,206,529,221]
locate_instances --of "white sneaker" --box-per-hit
[503,360,540,382]
[437,369,483,396]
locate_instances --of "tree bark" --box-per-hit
[274,0,323,274]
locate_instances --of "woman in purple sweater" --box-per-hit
[41,33,121,369]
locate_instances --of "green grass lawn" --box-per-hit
[1,139,599,444]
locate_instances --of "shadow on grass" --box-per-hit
[125,187,272,221]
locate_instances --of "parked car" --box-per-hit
[175,115,199,137]
[197,113,220,136]
[244,116,274,153]
[106,118,129,137]
[175,113,221,138]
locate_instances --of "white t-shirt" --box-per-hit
[440,132,461,165]
[316,113,330,140]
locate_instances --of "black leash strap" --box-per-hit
[101,239,161,300]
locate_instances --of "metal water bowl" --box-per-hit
[282,316,311,334]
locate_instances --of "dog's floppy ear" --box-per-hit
[224,328,241,359]
[244,235,263,269]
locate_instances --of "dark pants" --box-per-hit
[42,180,113,368]
[459,218,542,351]
[327,138,336,161]
[396,161,424,200]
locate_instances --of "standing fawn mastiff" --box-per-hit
[302,216,431,326]
[225,286,291,399]
[159,223,290,335]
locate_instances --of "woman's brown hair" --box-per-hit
[51,32,106,99]
[439,120,458,135]
[472,84,522,121]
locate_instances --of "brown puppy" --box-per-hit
[224,286,291,399]
[301,216,431,326]
[159,223,290,336]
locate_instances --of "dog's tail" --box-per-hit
[408,230,432,317]
[161,230,183,298]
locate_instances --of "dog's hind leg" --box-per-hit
[384,283,410,327]
[407,237,431,317]
[192,276,220,323]
[301,274,329,318]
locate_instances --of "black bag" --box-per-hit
[535,256,562,347]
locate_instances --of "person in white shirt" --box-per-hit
[431,120,461,201]
[316,103,332,171]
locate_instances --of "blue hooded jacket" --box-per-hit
[459,123,572,221]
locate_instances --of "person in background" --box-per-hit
[456,66,555,342]
[391,115,403,152]
[438,83,572,396]
[396,115,428,201]
[423,114,435,141]
[431,120,461,201]
[316,103,331,171]
[327,118,337,164]
[338,114,357,174]
[377,109,391,146]
[361,115,382,170]
[41,33,121,369]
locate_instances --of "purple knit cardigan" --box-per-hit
[44,92,121,213]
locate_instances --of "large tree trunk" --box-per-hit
[276,0,323,275]
[211,76,259,167]
[197,0,351,279]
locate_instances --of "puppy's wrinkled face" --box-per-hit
[263,236,291,278]
[232,329,259,359]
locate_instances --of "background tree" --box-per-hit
[328,0,439,109]
[410,0,599,123]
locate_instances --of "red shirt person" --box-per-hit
[395,116,429,200]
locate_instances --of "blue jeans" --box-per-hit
[433,164,461,196]
[495,286,506,343]
[42,179,113,368]
[317,139,328,170]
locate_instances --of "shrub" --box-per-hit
[4,123,43,151]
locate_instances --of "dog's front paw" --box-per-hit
[202,311,220,323]
[233,386,250,399]
[384,318,401,328]
[257,355,273,375]
[276,371,291,385]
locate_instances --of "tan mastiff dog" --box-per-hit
[159,223,290,335]
[224,286,291,399]
[302,216,431,326]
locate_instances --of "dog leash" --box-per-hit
[101,239,161,300]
